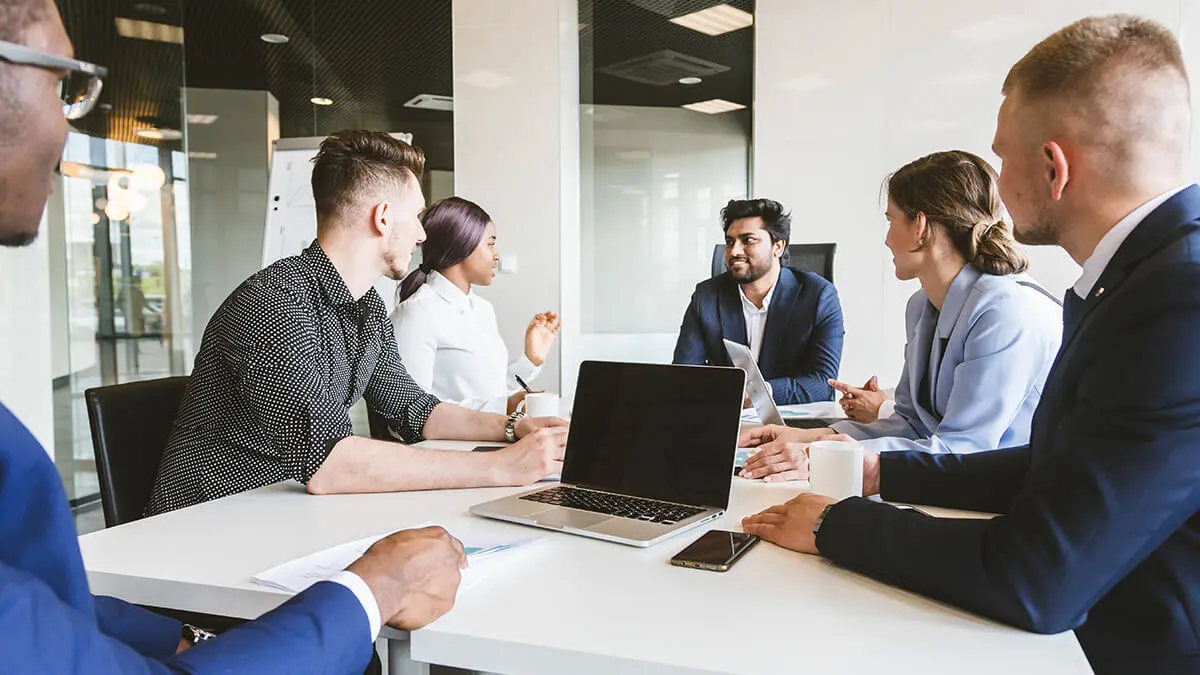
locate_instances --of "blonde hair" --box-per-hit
[1003,14,1187,102]
[887,151,1028,276]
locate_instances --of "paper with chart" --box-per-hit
[251,522,544,595]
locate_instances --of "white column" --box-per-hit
[452,0,580,397]
[185,88,280,340]
[0,210,54,452]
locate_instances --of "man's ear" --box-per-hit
[1044,141,1070,201]
[370,201,391,236]
[773,237,786,259]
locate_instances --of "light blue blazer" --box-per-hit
[833,264,1062,454]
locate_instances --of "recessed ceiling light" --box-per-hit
[186,113,219,125]
[681,98,746,114]
[669,4,753,36]
[260,33,289,44]
[135,128,183,141]
[679,76,702,85]
[310,97,334,106]
[404,94,453,112]
[114,17,183,44]
[188,151,218,160]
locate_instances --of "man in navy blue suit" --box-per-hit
[673,198,844,404]
[742,15,1200,674]
[0,0,466,672]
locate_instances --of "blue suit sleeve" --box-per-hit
[93,595,181,659]
[673,287,708,365]
[814,278,1200,634]
[0,566,373,675]
[767,283,843,403]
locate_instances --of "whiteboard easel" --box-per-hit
[262,133,414,314]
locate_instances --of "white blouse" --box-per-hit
[391,271,541,414]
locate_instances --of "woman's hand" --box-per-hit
[829,376,887,423]
[524,312,562,366]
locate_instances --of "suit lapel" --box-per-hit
[758,269,799,371]
[909,301,936,413]
[717,275,748,360]
[1061,186,1200,354]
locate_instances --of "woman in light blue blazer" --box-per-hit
[740,150,1062,480]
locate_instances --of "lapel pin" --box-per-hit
[1095,287,1105,297]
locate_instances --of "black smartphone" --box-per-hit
[669,529,759,572]
[472,445,506,452]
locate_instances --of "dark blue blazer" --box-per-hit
[0,403,375,674]
[672,267,844,403]
[815,186,1200,674]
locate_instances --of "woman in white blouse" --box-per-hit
[392,197,561,415]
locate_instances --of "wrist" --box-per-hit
[864,454,881,497]
[524,348,545,367]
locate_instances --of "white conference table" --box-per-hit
[79,438,1090,675]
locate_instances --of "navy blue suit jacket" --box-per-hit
[673,267,844,403]
[0,403,375,673]
[816,187,1200,674]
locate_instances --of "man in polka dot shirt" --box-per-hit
[147,130,568,515]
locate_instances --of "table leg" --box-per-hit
[385,636,492,675]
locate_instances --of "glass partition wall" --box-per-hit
[52,0,192,505]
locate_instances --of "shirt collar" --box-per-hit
[426,271,474,311]
[1073,184,1192,299]
[738,280,776,314]
[302,241,358,307]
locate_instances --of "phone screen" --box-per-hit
[670,529,759,569]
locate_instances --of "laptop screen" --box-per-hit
[561,361,745,509]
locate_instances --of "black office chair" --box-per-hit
[85,376,189,528]
[711,242,838,283]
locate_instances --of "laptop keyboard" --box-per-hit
[520,486,705,525]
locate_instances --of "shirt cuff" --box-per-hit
[878,399,896,419]
[325,570,382,642]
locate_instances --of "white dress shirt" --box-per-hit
[1073,184,1192,298]
[392,272,540,413]
[738,281,777,363]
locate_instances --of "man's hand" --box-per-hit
[829,376,887,423]
[742,493,838,554]
[495,426,568,484]
[738,424,807,448]
[347,526,467,631]
[515,415,567,439]
[176,638,191,654]
[524,312,561,367]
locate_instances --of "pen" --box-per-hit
[514,375,534,393]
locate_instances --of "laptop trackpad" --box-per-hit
[536,509,611,530]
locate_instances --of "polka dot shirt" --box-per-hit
[146,241,440,516]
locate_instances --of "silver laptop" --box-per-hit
[724,338,842,430]
[470,361,745,547]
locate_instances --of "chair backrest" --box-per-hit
[711,243,838,283]
[85,376,189,527]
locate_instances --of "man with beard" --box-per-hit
[146,130,570,515]
[673,198,845,404]
[742,15,1200,674]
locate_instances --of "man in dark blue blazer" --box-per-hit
[673,198,844,404]
[0,1,464,672]
[742,15,1200,674]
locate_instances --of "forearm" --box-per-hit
[422,402,507,442]
[880,445,1031,513]
[306,435,505,494]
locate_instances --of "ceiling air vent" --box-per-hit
[404,94,453,112]
[598,50,729,86]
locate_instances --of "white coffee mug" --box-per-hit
[807,440,864,500]
[524,392,559,419]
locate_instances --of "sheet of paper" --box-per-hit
[252,522,545,595]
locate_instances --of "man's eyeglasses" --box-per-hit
[0,40,107,120]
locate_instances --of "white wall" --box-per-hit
[452,0,580,395]
[754,0,1190,388]
[185,88,280,342]
[0,211,54,452]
